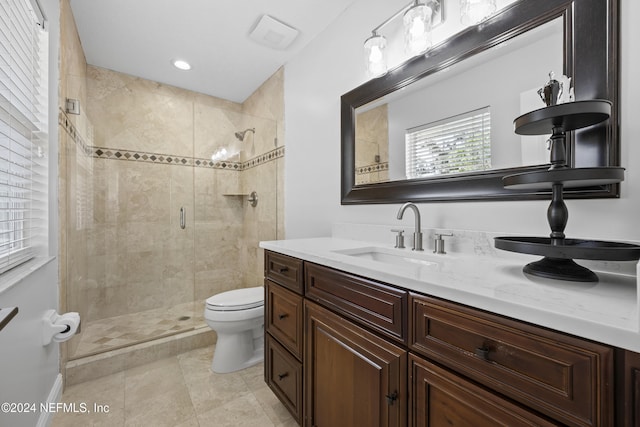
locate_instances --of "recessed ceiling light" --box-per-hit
[173,59,191,70]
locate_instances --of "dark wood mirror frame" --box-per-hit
[341,0,619,204]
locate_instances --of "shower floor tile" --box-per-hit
[52,347,297,427]
[71,301,206,359]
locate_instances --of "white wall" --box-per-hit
[284,0,640,242]
[0,0,61,425]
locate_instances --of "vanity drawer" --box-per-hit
[265,280,303,359]
[265,334,303,424]
[410,294,613,427]
[265,251,304,294]
[305,262,407,344]
[409,354,559,427]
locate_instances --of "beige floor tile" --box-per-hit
[275,419,300,427]
[124,358,185,402]
[54,347,297,427]
[179,348,253,414]
[239,362,267,390]
[196,392,275,427]
[124,356,197,426]
[252,386,296,426]
[52,372,125,427]
[124,388,196,427]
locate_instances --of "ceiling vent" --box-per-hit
[249,15,299,50]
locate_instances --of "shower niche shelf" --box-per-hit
[494,100,640,282]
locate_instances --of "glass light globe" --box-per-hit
[460,0,497,25]
[364,33,388,78]
[403,3,432,57]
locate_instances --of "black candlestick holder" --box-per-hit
[494,100,640,282]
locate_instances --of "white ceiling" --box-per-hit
[69,0,355,103]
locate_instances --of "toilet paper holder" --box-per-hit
[42,310,81,346]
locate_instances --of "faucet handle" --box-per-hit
[391,229,405,249]
[434,232,453,239]
[433,233,453,254]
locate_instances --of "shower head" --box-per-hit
[234,127,255,141]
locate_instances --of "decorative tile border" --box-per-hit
[58,108,92,156]
[59,108,284,171]
[356,162,389,175]
[242,146,285,171]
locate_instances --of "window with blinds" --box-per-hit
[0,0,49,275]
[405,106,491,179]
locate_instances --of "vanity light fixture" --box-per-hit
[172,59,192,71]
[460,0,497,25]
[364,31,388,78]
[364,0,441,78]
[403,1,433,57]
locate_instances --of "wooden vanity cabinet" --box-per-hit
[410,294,613,426]
[265,251,304,294]
[616,349,640,426]
[264,253,305,424]
[409,354,559,427]
[263,250,636,426]
[305,300,407,427]
[305,262,407,344]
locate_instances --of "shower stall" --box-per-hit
[61,67,282,365]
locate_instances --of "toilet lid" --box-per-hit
[206,286,264,311]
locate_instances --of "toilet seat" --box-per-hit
[206,286,264,311]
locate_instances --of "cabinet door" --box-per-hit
[266,280,304,359]
[305,301,407,427]
[265,334,303,424]
[616,349,640,426]
[409,354,559,427]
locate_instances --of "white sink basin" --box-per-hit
[332,246,447,270]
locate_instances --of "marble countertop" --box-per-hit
[260,236,640,352]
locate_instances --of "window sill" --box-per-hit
[0,256,56,295]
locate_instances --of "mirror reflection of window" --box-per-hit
[353,17,563,186]
[405,107,491,179]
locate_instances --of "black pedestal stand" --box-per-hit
[494,100,640,282]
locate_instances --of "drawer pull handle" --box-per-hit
[278,266,289,273]
[278,372,289,380]
[278,313,289,320]
[385,391,398,405]
[475,347,490,361]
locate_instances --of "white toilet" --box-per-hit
[204,286,265,373]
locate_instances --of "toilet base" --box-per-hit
[211,328,264,374]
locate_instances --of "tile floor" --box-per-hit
[70,302,206,358]
[52,346,296,427]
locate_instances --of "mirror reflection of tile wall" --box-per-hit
[355,104,389,185]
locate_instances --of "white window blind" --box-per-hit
[406,106,491,179]
[0,0,48,275]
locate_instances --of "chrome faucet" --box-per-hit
[396,202,423,251]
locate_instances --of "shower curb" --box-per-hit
[64,327,215,387]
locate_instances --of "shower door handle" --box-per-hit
[179,207,186,229]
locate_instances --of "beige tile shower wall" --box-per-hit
[241,68,285,282]
[59,0,92,360]
[193,168,244,300]
[85,158,198,320]
[60,1,285,348]
[84,66,263,314]
[241,161,278,287]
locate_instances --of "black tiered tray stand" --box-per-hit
[494,100,640,282]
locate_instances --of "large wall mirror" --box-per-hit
[341,0,618,204]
